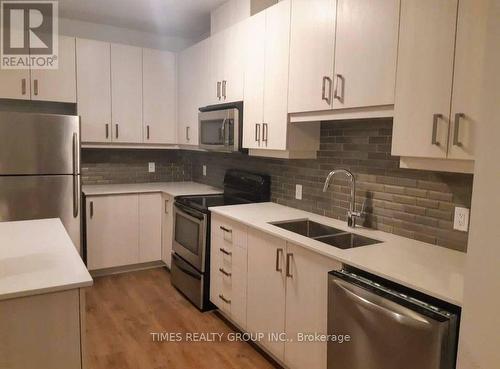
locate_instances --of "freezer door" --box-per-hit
[0,175,81,253]
[328,277,455,369]
[0,112,80,175]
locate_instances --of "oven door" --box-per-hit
[198,109,236,151]
[173,202,207,272]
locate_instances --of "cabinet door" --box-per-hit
[111,43,143,143]
[263,0,291,151]
[31,36,76,103]
[284,243,341,369]
[243,12,266,149]
[76,38,112,143]
[223,21,246,103]
[139,193,162,263]
[392,0,458,159]
[209,30,227,105]
[143,48,177,144]
[86,195,139,270]
[178,39,209,146]
[0,69,30,100]
[247,228,286,361]
[448,0,488,160]
[161,194,174,268]
[333,0,399,109]
[288,0,336,113]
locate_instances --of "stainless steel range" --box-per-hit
[171,169,270,310]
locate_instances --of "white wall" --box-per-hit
[59,18,199,52]
[456,0,500,368]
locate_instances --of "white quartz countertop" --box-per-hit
[0,219,93,301]
[209,202,465,306]
[82,182,222,197]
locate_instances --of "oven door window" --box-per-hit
[175,213,200,255]
[200,119,234,146]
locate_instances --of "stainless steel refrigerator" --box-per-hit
[0,112,81,253]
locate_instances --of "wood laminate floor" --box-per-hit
[85,267,276,369]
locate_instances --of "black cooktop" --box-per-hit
[175,194,249,213]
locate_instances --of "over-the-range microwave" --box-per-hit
[198,102,247,153]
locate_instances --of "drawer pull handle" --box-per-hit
[219,294,231,304]
[219,268,232,277]
[220,226,232,233]
[220,248,232,256]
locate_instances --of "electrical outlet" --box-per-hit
[148,162,155,173]
[203,165,207,176]
[295,184,303,200]
[454,207,470,232]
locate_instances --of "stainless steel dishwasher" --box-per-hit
[328,269,459,369]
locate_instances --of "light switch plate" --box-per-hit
[295,184,303,200]
[454,207,470,232]
[148,162,155,173]
[203,165,207,176]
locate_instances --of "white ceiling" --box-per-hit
[58,0,228,39]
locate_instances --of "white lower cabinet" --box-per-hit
[284,243,341,369]
[161,194,174,268]
[139,193,163,263]
[86,193,163,271]
[210,216,341,368]
[210,214,249,329]
[247,228,287,361]
[86,195,140,270]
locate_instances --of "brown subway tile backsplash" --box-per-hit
[81,118,473,252]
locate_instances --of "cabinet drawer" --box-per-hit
[212,214,247,246]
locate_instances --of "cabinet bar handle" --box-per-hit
[217,81,221,100]
[186,126,190,141]
[219,268,232,277]
[33,79,39,96]
[262,123,268,143]
[276,248,283,272]
[219,294,231,304]
[286,253,293,278]
[115,124,119,139]
[453,113,464,147]
[322,76,332,104]
[333,74,344,102]
[255,124,261,143]
[432,114,443,146]
[165,199,169,214]
[220,226,232,233]
[220,248,232,256]
[21,78,26,95]
[105,124,109,139]
[222,80,227,100]
[147,125,150,140]
[90,201,94,218]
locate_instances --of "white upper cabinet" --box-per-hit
[332,0,399,109]
[111,43,143,143]
[143,48,177,144]
[242,12,266,150]
[0,69,30,100]
[76,38,112,143]
[262,0,291,151]
[448,0,487,161]
[392,0,486,171]
[288,0,336,113]
[209,23,246,104]
[178,38,210,146]
[30,36,77,103]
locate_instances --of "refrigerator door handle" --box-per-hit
[72,133,79,218]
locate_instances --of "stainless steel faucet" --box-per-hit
[323,169,361,228]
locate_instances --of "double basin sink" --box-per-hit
[269,219,381,250]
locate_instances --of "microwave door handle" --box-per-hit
[221,118,226,142]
